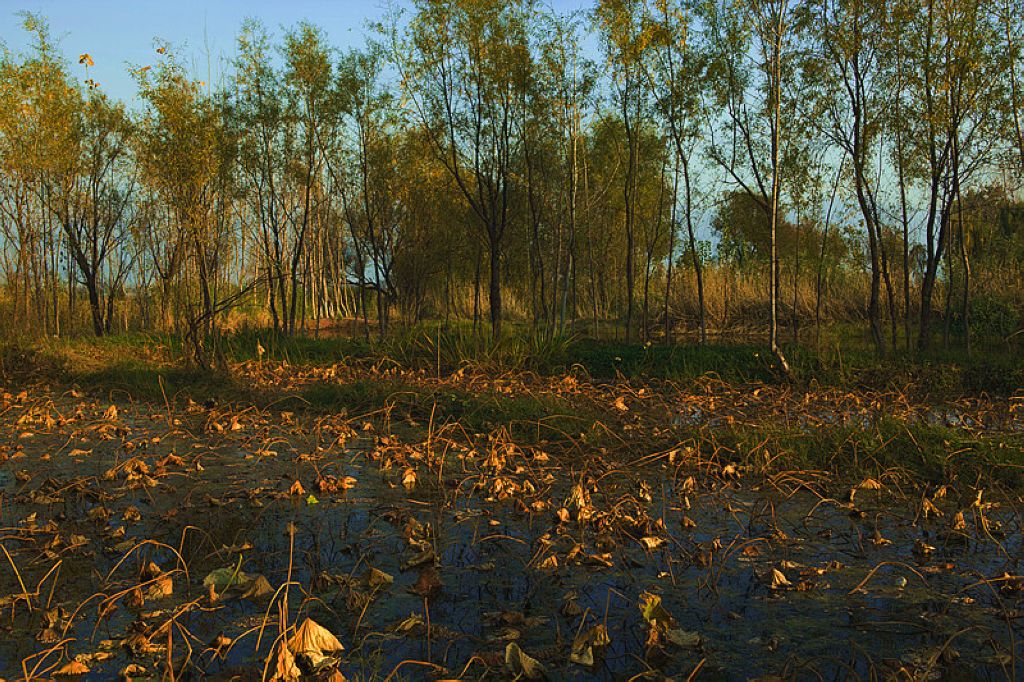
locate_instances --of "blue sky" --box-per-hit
[3,1,593,103]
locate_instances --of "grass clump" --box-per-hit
[75,362,240,405]
[697,417,1024,489]
[301,379,596,444]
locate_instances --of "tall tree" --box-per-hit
[282,23,333,333]
[898,0,1002,350]
[646,0,709,343]
[705,0,801,373]
[390,0,532,339]
[133,45,239,367]
[807,0,898,355]
[596,0,649,343]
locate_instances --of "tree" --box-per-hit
[133,45,239,367]
[0,14,76,335]
[390,0,532,339]
[282,23,334,334]
[997,0,1024,173]
[898,0,1003,351]
[646,0,710,343]
[807,0,898,355]
[236,19,289,333]
[596,0,649,342]
[333,45,400,337]
[49,81,137,337]
[705,0,802,373]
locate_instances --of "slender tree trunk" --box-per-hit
[896,134,912,350]
[959,209,971,356]
[665,159,678,343]
[816,158,842,349]
[621,75,639,344]
[472,244,482,336]
[792,205,799,347]
[769,9,790,375]
[943,226,953,349]
[488,233,502,338]
[682,155,706,345]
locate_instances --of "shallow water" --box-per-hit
[0,390,1021,680]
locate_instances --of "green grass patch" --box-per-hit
[11,325,1023,396]
[301,379,597,444]
[696,417,1024,489]
[73,361,240,405]
[565,338,781,383]
[222,329,373,364]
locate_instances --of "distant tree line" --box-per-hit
[1,0,1022,368]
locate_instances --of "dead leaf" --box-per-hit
[570,624,610,666]
[287,618,344,666]
[638,591,700,649]
[639,536,665,551]
[537,555,559,570]
[55,660,90,675]
[770,568,792,590]
[402,468,417,490]
[922,498,943,519]
[401,548,436,571]
[365,567,393,589]
[241,575,274,599]
[203,566,253,591]
[411,566,443,598]
[270,640,300,681]
[913,539,936,556]
[505,641,546,680]
[145,574,173,600]
[392,613,425,634]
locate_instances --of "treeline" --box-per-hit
[1,0,1022,368]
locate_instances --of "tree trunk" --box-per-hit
[769,11,790,375]
[488,235,502,339]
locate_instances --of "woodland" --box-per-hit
[1,0,1023,679]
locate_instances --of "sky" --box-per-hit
[2,0,593,104]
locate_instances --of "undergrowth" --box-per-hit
[2,328,1022,489]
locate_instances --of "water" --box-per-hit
[0,389,1020,680]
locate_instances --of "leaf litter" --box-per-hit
[0,369,1021,679]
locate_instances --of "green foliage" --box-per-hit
[964,293,1019,341]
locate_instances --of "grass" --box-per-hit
[565,338,780,382]
[15,321,1016,395]
[237,327,1024,397]
[3,326,1022,488]
[223,329,373,364]
[4,325,1023,404]
[300,379,598,444]
[77,362,242,406]
[0,331,595,445]
[695,417,1024,489]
